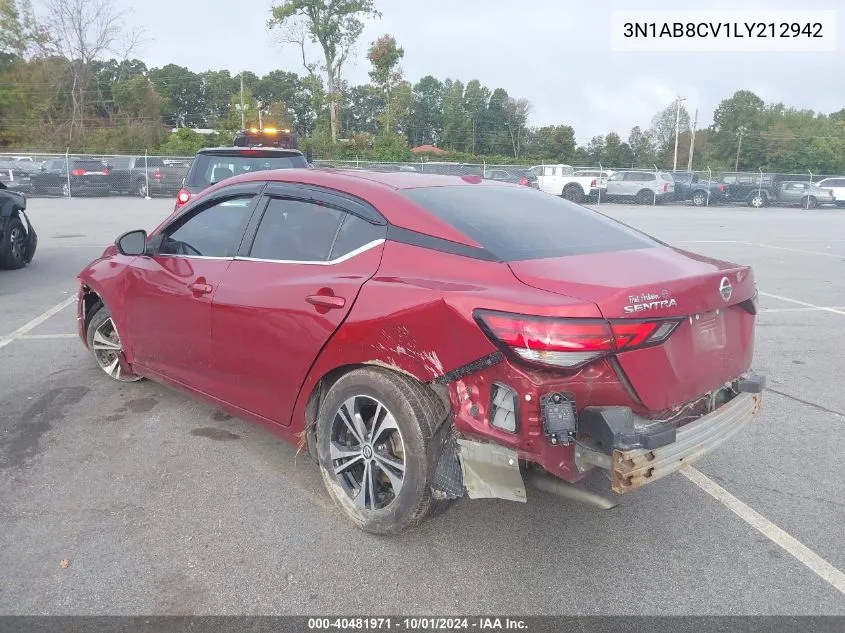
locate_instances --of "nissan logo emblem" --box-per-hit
[719,277,733,302]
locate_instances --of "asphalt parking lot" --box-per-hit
[1,196,844,615]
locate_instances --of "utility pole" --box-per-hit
[240,73,245,129]
[672,95,686,171]
[687,108,698,171]
[735,126,747,171]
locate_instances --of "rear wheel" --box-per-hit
[748,193,767,208]
[692,191,707,207]
[561,184,583,203]
[136,179,148,198]
[0,216,27,270]
[61,182,70,198]
[316,367,448,535]
[802,196,818,209]
[636,189,653,205]
[86,307,141,382]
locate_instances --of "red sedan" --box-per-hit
[77,168,765,534]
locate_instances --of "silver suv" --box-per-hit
[605,170,675,204]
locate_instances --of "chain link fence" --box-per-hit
[1,151,842,208]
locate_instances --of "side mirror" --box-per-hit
[115,229,148,256]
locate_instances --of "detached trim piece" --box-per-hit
[433,351,504,385]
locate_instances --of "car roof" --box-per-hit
[169,168,520,249]
[196,146,304,156]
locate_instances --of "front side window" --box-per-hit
[160,196,254,257]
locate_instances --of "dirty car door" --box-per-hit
[210,185,387,425]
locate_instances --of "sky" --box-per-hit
[98,0,843,144]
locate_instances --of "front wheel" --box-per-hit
[802,196,818,209]
[0,216,28,269]
[61,182,70,198]
[316,368,448,535]
[86,307,142,382]
[136,179,148,198]
[692,191,707,207]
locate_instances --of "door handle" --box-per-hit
[306,294,345,309]
[188,282,213,295]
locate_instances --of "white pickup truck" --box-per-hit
[527,164,605,203]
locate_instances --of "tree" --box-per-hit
[268,0,381,144]
[628,126,656,167]
[342,84,383,135]
[649,100,691,163]
[0,0,48,59]
[463,79,489,155]
[407,75,443,147]
[42,0,141,142]
[504,97,531,158]
[710,90,766,169]
[149,65,204,127]
[483,88,510,155]
[534,125,575,162]
[366,34,404,134]
[602,132,633,167]
[440,79,467,152]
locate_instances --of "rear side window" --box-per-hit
[187,152,308,188]
[249,198,344,262]
[74,161,107,171]
[402,186,659,261]
[331,214,386,259]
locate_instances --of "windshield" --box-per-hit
[187,152,308,188]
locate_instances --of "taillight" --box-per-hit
[102,169,110,176]
[590,178,597,188]
[176,188,191,207]
[70,169,85,176]
[519,177,529,186]
[475,310,680,369]
[153,170,162,180]
[718,183,726,192]
[663,183,669,192]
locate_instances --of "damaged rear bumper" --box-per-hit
[575,386,764,493]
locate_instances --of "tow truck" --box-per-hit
[174,127,312,210]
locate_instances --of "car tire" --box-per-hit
[802,196,818,209]
[748,193,766,208]
[61,182,70,198]
[86,306,142,382]
[316,367,448,535]
[692,191,707,207]
[0,215,28,270]
[136,179,148,198]
[636,189,653,205]
[561,184,583,203]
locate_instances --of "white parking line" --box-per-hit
[761,307,845,313]
[747,243,845,259]
[682,466,845,596]
[760,292,845,317]
[19,333,78,340]
[0,296,76,351]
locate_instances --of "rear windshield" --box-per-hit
[187,152,308,187]
[73,161,108,170]
[402,185,659,261]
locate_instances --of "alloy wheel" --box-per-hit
[91,317,139,382]
[329,395,405,511]
[8,226,24,264]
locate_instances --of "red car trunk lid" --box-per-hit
[508,246,757,411]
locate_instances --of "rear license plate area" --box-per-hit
[693,310,726,351]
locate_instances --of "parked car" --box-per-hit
[0,160,37,193]
[717,172,780,207]
[0,182,37,269]
[671,171,728,206]
[815,177,845,207]
[77,170,764,535]
[30,158,111,197]
[107,156,191,197]
[483,167,538,188]
[531,164,602,202]
[175,146,309,210]
[771,181,836,208]
[604,170,675,204]
[573,169,614,191]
